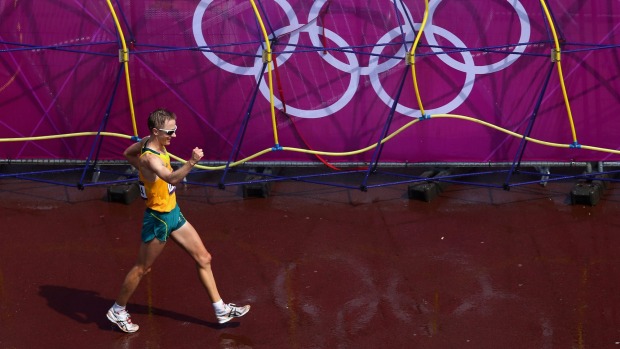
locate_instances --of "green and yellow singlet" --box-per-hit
[138,146,177,212]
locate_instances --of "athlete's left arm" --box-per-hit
[148,147,203,186]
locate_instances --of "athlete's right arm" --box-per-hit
[123,136,149,169]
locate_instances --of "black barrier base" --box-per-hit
[107,183,140,204]
[242,168,273,198]
[570,180,606,206]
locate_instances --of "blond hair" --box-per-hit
[147,108,176,130]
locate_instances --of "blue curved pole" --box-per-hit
[77,63,125,189]
[503,62,555,189]
[219,63,268,188]
[361,64,411,191]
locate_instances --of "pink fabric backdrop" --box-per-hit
[1,1,619,163]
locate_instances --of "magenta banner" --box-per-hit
[1,1,620,164]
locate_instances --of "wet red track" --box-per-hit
[1,173,620,348]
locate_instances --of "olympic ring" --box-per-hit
[192,0,531,118]
[273,254,379,336]
[255,25,360,119]
[423,0,530,74]
[192,0,300,76]
[306,0,414,76]
[368,25,476,117]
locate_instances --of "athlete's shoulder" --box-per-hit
[139,152,160,168]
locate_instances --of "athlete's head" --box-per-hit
[148,108,177,131]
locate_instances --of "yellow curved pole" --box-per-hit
[0,132,133,142]
[105,0,138,137]
[248,0,279,146]
[408,0,430,116]
[171,147,275,171]
[540,0,577,143]
[4,110,620,172]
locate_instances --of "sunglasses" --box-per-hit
[157,125,177,136]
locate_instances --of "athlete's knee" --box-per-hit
[196,251,212,269]
[131,265,152,278]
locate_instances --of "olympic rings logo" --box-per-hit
[269,250,554,342]
[193,0,531,119]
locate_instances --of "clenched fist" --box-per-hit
[189,147,203,166]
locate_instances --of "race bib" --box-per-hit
[138,181,147,199]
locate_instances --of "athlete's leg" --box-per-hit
[115,239,167,306]
[170,221,222,302]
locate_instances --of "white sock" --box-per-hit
[112,302,126,313]
[213,299,226,314]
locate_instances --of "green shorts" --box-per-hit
[141,204,187,243]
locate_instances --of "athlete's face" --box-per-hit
[155,119,177,145]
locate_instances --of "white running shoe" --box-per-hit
[216,303,251,324]
[106,307,140,333]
